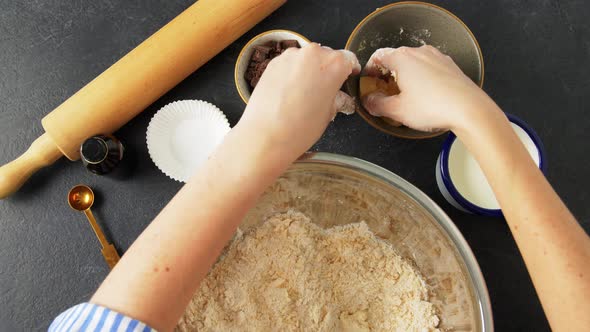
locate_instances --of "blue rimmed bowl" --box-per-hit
[436,114,546,216]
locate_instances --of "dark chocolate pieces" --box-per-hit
[251,59,270,88]
[280,40,300,49]
[251,45,271,62]
[245,39,301,90]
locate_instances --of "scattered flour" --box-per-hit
[356,27,447,54]
[177,211,439,332]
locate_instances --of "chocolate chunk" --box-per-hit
[273,42,282,52]
[254,59,271,76]
[250,75,261,88]
[245,60,258,79]
[246,39,302,91]
[264,41,281,58]
[244,67,254,81]
[280,40,300,49]
[251,45,271,62]
[264,40,280,49]
[248,59,271,89]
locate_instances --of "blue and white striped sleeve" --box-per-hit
[48,303,156,332]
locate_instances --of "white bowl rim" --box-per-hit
[234,29,310,104]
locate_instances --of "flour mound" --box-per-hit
[177,211,439,332]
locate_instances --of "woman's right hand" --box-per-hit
[361,46,496,132]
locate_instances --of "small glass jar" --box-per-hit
[80,135,124,175]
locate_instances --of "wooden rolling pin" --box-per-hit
[0,0,286,199]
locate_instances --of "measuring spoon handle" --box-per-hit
[83,209,120,269]
[83,209,110,248]
[101,244,120,269]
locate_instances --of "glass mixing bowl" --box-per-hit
[242,152,493,331]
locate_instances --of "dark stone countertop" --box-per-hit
[1,1,588,330]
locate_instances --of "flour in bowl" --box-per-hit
[177,211,439,332]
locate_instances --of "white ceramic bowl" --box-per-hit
[234,30,310,103]
[436,114,546,216]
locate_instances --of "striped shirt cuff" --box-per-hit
[48,303,156,332]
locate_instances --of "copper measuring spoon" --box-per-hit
[67,185,120,269]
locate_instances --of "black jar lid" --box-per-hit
[81,137,108,164]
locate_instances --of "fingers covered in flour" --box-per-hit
[334,91,357,117]
[362,92,402,120]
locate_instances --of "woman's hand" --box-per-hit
[362,46,495,132]
[237,43,360,162]
[88,44,360,332]
[362,47,590,332]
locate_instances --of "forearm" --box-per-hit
[455,104,590,330]
[86,43,353,331]
[91,125,290,331]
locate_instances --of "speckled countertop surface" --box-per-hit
[1,1,588,330]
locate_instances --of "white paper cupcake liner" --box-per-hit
[146,100,231,182]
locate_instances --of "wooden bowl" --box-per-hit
[345,2,484,139]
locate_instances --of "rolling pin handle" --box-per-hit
[0,133,63,199]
